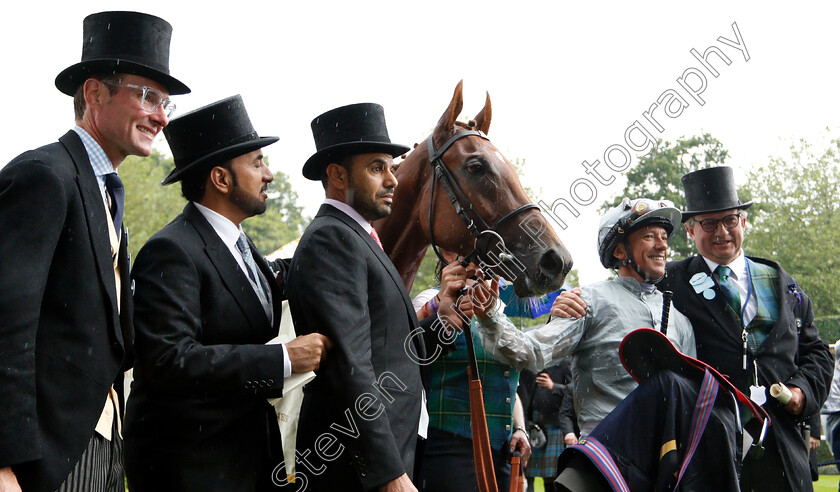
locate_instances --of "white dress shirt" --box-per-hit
[194,202,290,378]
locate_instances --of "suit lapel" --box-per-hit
[754,257,794,353]
[252,236,281,333]
[687,255,742,344]
[61,131,123,347]
[184,203,272,339]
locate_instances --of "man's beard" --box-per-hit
[229,169,267,217]
[347,176,393,222]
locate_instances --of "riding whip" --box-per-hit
[660,290,673,335]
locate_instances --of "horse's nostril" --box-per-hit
[538,248,572,282]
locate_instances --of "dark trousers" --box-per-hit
[417,426,511,491]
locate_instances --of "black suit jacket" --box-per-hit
[0,131,132,492]
[661,255,832,489]
[124,202,288,491]
[287,204,449,491]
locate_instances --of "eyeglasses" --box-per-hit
[695,213,742,233]
[103,80,176,117]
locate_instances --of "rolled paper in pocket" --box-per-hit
[769,382,792,405]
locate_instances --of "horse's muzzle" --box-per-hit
[538,247,573,287]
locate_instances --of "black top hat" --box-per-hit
[302,103,411,180]
[619,328,769,422]
[55,11,190,96]
[161,95,278,185]
[681,166,752,222]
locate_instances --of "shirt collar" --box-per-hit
[73,126,115,179]
[702,249,747,280]
[324,198,372,233]
[193,202,244,250]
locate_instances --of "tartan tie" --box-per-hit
[104,173,124,238]
[236,232,270,315]
[715,265,741,319]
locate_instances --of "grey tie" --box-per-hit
[236,232,270,317]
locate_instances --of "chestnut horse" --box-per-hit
[375,81,572,297]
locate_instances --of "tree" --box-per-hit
[602,134,733,259]
[741,137,840,318]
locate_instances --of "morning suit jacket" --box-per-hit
[287,204,451,491]
[124,202,288,491]
[0,131,133,492]
[661,255,832,490]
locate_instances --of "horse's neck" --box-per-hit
[376,155,430,292]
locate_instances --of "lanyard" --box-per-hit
[740,259,753,326]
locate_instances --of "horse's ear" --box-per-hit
[473,91,492,135]
[434,80,464,144]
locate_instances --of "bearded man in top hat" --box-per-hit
[286,103,470,492]
[660,166,832,491]
[0,11,188,492]
[123,95,330,491]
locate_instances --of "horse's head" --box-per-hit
[381,81,572,297]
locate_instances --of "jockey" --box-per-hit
[473,197,697,435]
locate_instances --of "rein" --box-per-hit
[425,130,538,272]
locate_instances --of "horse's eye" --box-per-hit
[466,160,485,175]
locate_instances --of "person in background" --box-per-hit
[517,359,573,489]
[413,254,530,491]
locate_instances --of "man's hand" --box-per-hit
[535,372,555,391]
[550,288,586,319]
[470,276,500,321]
[810,436,820,451]
[287,333,332,373]
[378,473,417,492]
[510,428,532,467]
[564,433,578,446]
[784,385,806,416]
[0,467,21,492]
[437,261,475,331]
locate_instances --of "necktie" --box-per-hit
[370,227,383,250]
[236,233,270,315]
[104,173,124,237]
[715,265,742,319]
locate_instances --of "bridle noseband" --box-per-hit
[426,130,539,271]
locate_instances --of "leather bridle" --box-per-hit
[426,130,539,272]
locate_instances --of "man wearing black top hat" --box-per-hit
[660,166,832,491]
[0,11,188,492]
[123,95,330,491]
[286,103,466,491]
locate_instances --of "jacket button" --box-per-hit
[504,371,510,377]
[506,397,511,403]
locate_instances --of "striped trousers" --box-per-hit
[56,417,124,492]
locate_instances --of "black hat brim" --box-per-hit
[681,201,753,223]
[161,136,279,185]
[55,59,191,96]
[302,141,411,181]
